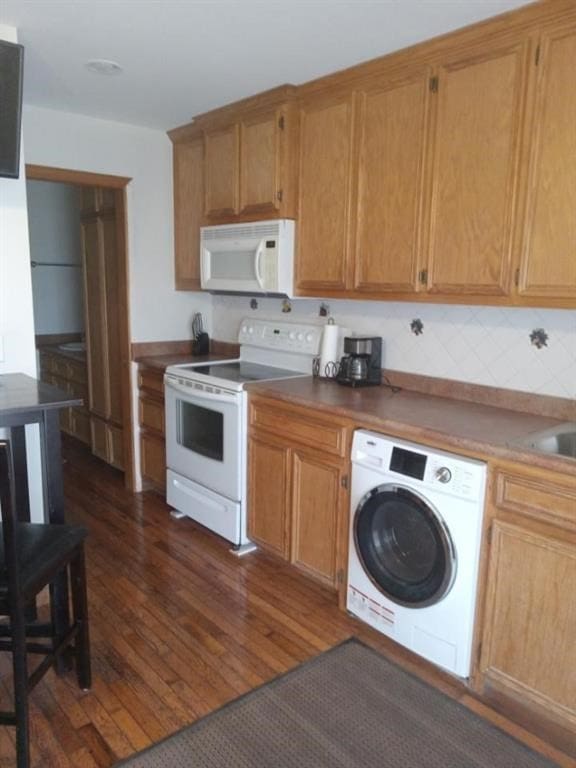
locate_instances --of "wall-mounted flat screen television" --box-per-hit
[0,40,24,179]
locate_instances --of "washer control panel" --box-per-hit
[352,430,486,501]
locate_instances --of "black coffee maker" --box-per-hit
[336,337,382,387]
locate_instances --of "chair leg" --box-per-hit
[49,570,72,675]
[10,599,30,768]
[70,546,91,690]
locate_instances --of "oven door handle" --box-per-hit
[165,379,238,406]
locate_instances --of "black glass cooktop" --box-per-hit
[177,361,305,384]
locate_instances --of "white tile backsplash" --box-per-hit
[211,296,576,399]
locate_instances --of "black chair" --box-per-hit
[0,440,91,768]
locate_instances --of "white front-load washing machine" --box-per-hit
[347,430,487,678]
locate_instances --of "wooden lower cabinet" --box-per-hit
[477,463,576,755]
[248,434,290,559]
[248,396,350,591]
[291,450,344,588]
[140,432,166,489]
[39,350,90,446]
[138,366,166,491]
[90,415,124,470]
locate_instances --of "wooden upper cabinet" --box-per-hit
[353,71,431,294]
[296,94,355,293]
[517,26,576,302]
[173,137,203,290]
[204,124,240,219]
[199,88,296,223]
[426,42,529,297]
[239,109,282,216]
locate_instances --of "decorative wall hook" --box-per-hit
[530,328,548,349]
[410,318,424,336]
[281,299,292,313]
[250,298,258,310]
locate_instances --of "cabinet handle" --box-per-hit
[341,475,349,490]
[276,189,283,202]
[514,268,520,287]
[419,269,428,285]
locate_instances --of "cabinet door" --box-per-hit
[204,124,239,219]
[173,138,203,290]
[426,42,529,296]
[248,435,290,558]
[140,432,166,488]
[480,520,576,729]
[291,450,343,589]
[353,72,431,294]
[239,109,281,216]
[101,210,123,426]
[296,94,355,293]
[90,415,109,462]
[517,27,576,301]
[81,217,109,419]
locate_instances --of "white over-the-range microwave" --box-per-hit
[200,219,295,296]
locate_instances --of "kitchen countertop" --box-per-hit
[39,345,87,363]
[247,376,575,474]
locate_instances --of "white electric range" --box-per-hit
[164,318,322,554]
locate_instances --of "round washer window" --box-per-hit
[354,483,456,608]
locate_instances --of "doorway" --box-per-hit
[26,164,135,491]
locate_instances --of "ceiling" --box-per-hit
[1,0,533,132]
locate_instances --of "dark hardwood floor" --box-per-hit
[0,438,572,767]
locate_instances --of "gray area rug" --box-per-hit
[116,638,558,767]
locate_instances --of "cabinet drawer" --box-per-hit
[39,352,54,375]
[139,395,165,435]
[141,433,166,488]
[138,368,165,398]
[68,379,88,407]
[250,399,348,458]
[494,468,576,532]
[52,356,71,379]
[68,359,87,385]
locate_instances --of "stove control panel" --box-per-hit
[238,318,322,355]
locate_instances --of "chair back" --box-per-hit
[0,441,24,599]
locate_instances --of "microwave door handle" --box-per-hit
[254,241,265,289]
[165,379,238,406]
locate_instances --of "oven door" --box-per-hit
[165,375,243,501]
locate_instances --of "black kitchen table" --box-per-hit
[0,373,82,671]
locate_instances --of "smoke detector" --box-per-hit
[85,59,123,76]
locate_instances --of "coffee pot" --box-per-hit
[336,337,382,387]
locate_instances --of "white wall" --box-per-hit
[27,179,85,335]
[22,105,212,490]
[0,25,43,521]
[22,105,212,343]
[213,296,576,399]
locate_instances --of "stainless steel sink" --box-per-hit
[517,422,576,459]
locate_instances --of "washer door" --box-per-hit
[354,483,456,608]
